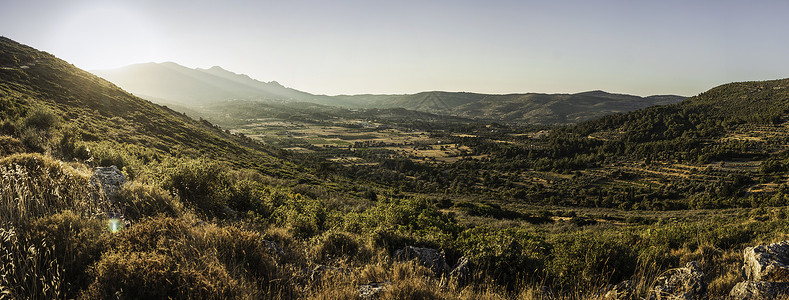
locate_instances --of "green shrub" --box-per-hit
[0,135,26,155]
[274,193,326,239]
[310,230,370,264]
[345,197,459,254]
[547,232,639,289]
[198,225,281,284]
[115,183,184,221]
[16,106,59,152]
[161,159,231,217]
[20,106,59,130]
[457,226,550,288]
[110,216,190,253]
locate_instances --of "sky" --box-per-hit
[2,0,789,97]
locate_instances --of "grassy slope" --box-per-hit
[0,36,298,176]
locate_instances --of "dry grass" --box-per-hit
[0,153,94,226]
[0,227,63,299]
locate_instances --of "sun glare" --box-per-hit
[47,4,167,70]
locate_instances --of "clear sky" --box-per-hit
[2,0,789,96]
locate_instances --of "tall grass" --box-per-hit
[0,227,62,299]
[0,153,94,226]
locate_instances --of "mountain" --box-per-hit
[338,90,685,124]
[95,63,686,125]
[0,37,293,175]
[92,62,340,106]
[574,78,789,144]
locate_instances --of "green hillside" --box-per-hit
[0,37,298,176]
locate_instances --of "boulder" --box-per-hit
[394,246,451,275]
[358,281,389,299]
[742,241,789,282]
[262,239,285,263]
[728,281,789,300]
[263,239,285,257]
[647,261,705,300]
[89,165,127,202]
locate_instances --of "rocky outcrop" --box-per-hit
[394,246,451,275]
[742,241,789,282]
[89,165,127,202]
[730,241,789,299]
[647,261,705,300]
[729,281,789,299]
[358,281,389,299]
[262,239,285,263]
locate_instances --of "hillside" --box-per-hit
[0,37,301,177]
[350,90,685,124]
[96,62,685,125]
[92,62,339,106]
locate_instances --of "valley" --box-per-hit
[3,37,789,299]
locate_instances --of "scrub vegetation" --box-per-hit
[2,36,789,299]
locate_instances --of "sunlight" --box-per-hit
[47,3,168,70]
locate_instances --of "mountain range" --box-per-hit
[94,62,686,125]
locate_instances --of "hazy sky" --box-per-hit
[2,0,789,96]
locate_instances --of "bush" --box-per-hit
[547,232,639,289]
[346,197,460,254]
[457,227,550,288]
[161,159,232,217]
[310,231,370,264]
[80,251,242,299]
[16,106,59,152]
[198,225,282,285]
[19,106,59,130]
[115,183,184,221]
[274,193,326,239]
[0,135,26,155]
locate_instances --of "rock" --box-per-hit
[647,261,705,300]
[742,241,789,282]
[262,239,285,262]
[728,281,789,299]
[394,246,451,275]
[220,205,238,219]
[89,165,127,202]
[358,281,389,299]
[449,256,471,284]
[309,264,346,282]
[597,280,635,300]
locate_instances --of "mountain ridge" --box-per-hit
[94,62,686,125]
